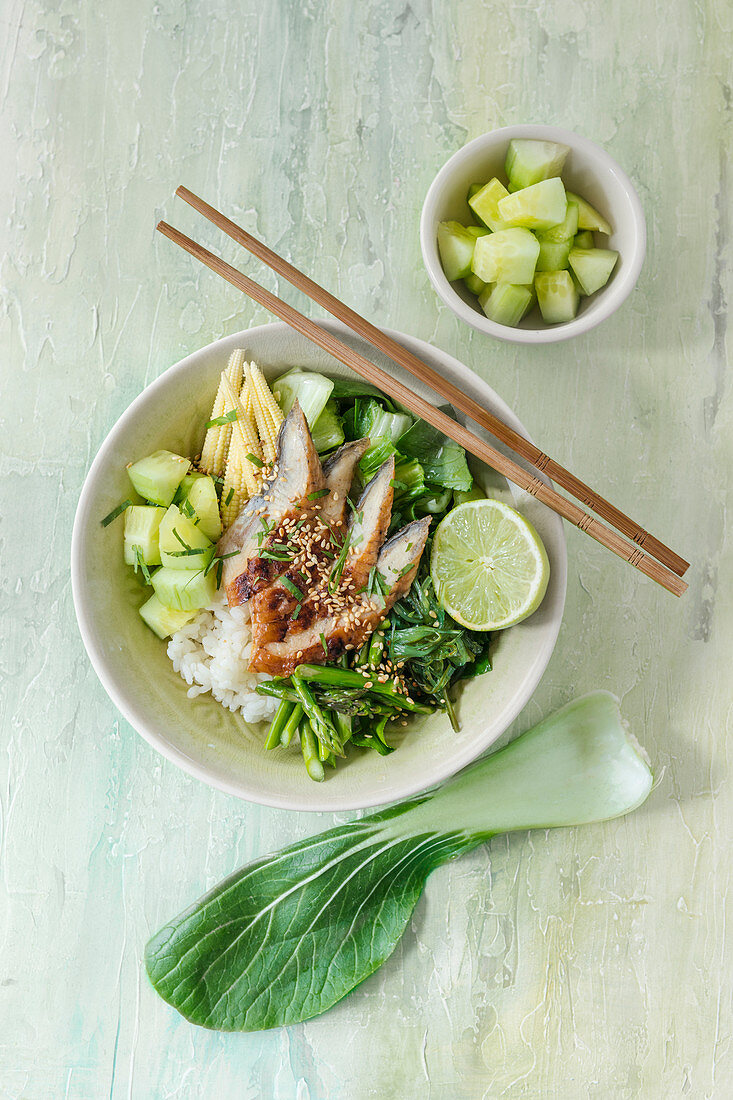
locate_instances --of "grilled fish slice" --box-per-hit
[343,456,394,590]
[319,438,370,528]
[248,455,395,664]
[244,439,370,640]
[248,517,431,675]
[217,401,324,605]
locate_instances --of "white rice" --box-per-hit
[167,590,278,725]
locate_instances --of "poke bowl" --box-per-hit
[71,320,567,811]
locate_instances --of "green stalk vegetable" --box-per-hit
[263,700,293,751]
[299,719,325,782]
[294,664,432,713]
[279,704,303,748]
[145,693,653,1032]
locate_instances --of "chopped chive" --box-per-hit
[205,409,237,428]
[220,550,238,559]
[281,576,302,599]
[328,528,352,592]
[224,487,234,507]
[215,558,223,589]
[398,563,414,577]
[259,548,295,561]
[320,632,328,656]
[101,500,132,527]
[291,603,302,621]
[246,453,265,468]
[167,546,208,556]
[307,489,329,500]
[133,545,152,585]
[172,527,190,549]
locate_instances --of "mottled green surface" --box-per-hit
[1,0,731,1097]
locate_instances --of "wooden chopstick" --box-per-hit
[155,220,687,598]
[175,185,689,579]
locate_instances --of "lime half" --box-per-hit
[430,500,550,630]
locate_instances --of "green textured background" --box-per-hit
[1,1,731,1096]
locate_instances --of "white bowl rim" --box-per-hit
[420,124,647,345]
[71,320,567,810]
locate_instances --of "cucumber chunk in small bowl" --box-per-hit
[421,125,646,344]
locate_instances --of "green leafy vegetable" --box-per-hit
[329,378,389,401]
[397,411,473,491]
[145,693,653,1032]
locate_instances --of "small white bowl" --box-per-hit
[71,321,566,812]
[420,124,646,344]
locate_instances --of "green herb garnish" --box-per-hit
[131,544,152,584]
[247,453,265,468]
[281,576,303,599]
[307,489,330,500]
[101,500,132,527]
[205,409,237,429]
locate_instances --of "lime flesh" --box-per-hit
[430,500,550,630]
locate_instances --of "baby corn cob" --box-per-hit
[220,374,263,529]
[246,361,284,465]
[200,349,245,476]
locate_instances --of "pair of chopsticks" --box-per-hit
[156,187,689,597]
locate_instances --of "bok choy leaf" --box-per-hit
[145,693,652,1032]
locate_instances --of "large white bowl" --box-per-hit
[420,124,646,344]
[71,321,566,811]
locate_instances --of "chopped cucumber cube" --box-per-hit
[574,230,595,249]
[127,450,190,507]
[478,283,534,327]
[139,593,197,639]
[472,228,540,285]
[123,505,165,567]
[468,178,511,232]
[467,183,487,225]
[272,370,334,428]
[151,565,217,612]
[505,139,570,191]
[536,239,571,272]
[537,201,578,244]
[463,272,488,296]
[437,221,478,280]
[174,471,205,503]
[498,177,567,231]
[535,271,579,324]
[158,504,214,570]
[568,247,619,295]
[564,191,612,234]
[311,400,346,453]
[183,476,222,541]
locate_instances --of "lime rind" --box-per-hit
[430,500,550,630]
